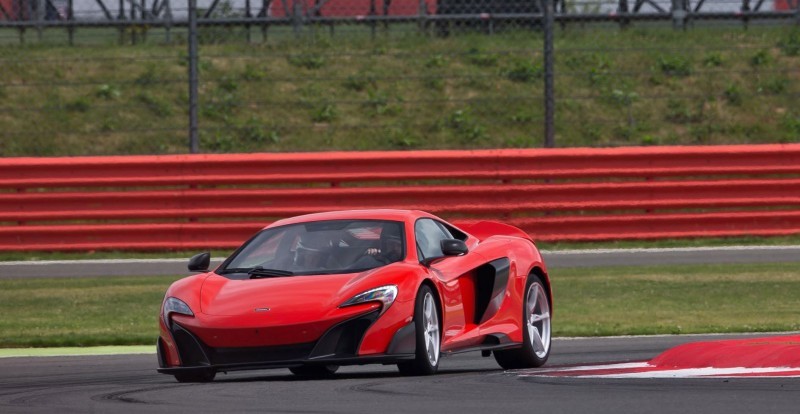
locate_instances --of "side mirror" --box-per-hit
[441,239,468,256]
[188,252,211,272]
[421,239,468,267]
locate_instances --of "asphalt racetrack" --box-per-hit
[2,334,798,414]
[3,245,800,278]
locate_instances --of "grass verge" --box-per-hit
[553,262,800,336]
[2,25,799,156]
[1,262,798,347]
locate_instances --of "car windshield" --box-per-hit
[220,220,406,277]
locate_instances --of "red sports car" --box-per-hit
[157,209,552,382]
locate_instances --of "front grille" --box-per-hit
[210,342,315,365]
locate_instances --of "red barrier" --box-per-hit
[3,144,800,189]
[1,144,800,251]
[3,180,800,221]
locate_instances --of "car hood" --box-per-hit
[199,269,378,318]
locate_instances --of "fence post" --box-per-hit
[35,0,43,42]
[118,0,125,45]
[67,0,74,45]
[130,0,137,44]
[617,0,630,29]
[543,0,555,148]
[188,0,200,153]
[795,1,799,26]
[671,0,687,29]
[292,1,302,37]
[418,0,427,35]
[164,0,173,43]
[245,0,252,42]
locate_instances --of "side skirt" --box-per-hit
[442,333,522,356]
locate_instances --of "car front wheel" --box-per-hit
[398,285,441,376]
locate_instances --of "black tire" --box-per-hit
[289,365,339,377]
[494,274,551,370]
[397,284,441,376]
[174,370,216,383]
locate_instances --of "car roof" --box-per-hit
[265,209,437,229]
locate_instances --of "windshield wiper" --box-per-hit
[217,267,251,275]
[247,266,294,279]
[217,267,294,277]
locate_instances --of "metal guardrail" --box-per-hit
[2,143,800,251]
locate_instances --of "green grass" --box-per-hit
[1,262,798,347]
[552,262,800,336]
[1,25,799,156]
[0,275,179,347]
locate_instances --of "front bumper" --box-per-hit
[157,308,415,375]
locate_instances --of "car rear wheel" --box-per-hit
[174,370,216,383]
[494,274,551,370]
[397,285,441,376]
[289,365,339,377]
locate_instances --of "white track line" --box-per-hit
[517,364,800,379]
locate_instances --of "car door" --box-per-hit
[415,218,487,349]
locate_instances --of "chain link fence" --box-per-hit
[0,0,798,155]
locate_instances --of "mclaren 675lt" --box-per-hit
[157,210,552,382]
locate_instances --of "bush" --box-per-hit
[95,84,121,100]
[217,76,239,93]
[783,113,800,138]
[288,54,326,70]
[311,103,337,123]
[777,30,800,56]
[757,77,789,95]
[465,48,498,67]
[504,60,543,83]
[702,52,723,67]
[137,93,174,117]
[749,49,771,67]
[65,97,91,112]
[656,56,692,77]
[608,89,638,108]
[724,83,743,106]
[343,74,376,92]
[665,99,703,123]
[442,109,488,143]
[425,54,447,69]
[364,90,399,116]
[201,93,236,120]
[240,64,266,81]
[423,77,445,91]
[134,65,160,86]
[238,118,279,145]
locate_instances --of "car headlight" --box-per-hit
[162,297,194,328]
[340,285,398,315]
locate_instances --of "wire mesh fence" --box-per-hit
[0,0,798,155]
